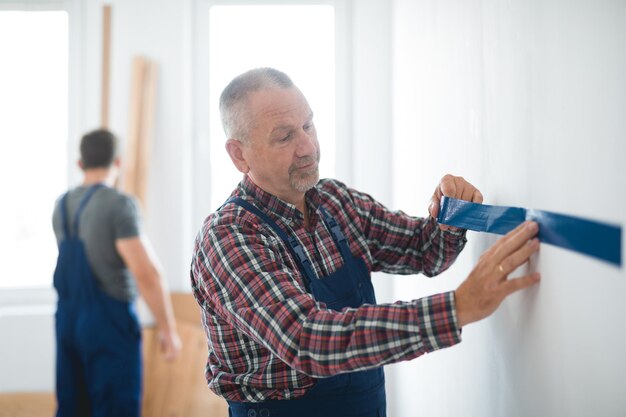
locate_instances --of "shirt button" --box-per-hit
[247,410,257,417]
[260,409,270,417]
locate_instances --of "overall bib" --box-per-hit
[226,198,386,417]
[54,184,142,417]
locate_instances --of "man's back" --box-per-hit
[52,185,140,302]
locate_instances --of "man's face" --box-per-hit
[239,86,320,203]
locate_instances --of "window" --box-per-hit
[0,10,69,289]
[196,3,337,211]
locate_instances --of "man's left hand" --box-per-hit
[428,174,483,231]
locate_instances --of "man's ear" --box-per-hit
[77,159,84,170]
[225,139,250,174]
[113,157,121,168]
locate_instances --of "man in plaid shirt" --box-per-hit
[191,68,540,417]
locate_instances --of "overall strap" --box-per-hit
[60,192,72,240]
[70,184,105,238]
[318,207,354,264]
[223,197,318,286]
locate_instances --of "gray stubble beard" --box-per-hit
[289,151,320,193]
[290,166,319,193]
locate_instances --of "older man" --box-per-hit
[191,68,540,417]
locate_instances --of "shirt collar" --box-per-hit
[237,175,322,222]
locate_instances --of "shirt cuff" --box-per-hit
[429,215,467,239]
[417,291,462,352]
[442,225,467,238]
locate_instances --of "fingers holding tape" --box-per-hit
[472,189,484,204]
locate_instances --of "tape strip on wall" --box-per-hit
[437,196,622,267]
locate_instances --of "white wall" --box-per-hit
[392,0,626,416]
[0,291,56,391]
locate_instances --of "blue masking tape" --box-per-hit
[437,196,622,267]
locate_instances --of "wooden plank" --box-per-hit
[135,59,157,208]
[141,322,228,417]
[141,292,227,417]
[122,56,146,206]
[100,5,112,127]
[121,56,157,211]
[171,293,203,325]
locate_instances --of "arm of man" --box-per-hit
[117,236,182,360]
[353,174,481,275]
[321,178,467,277]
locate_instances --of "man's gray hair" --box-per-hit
[219,67,294,141]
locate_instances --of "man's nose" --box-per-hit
[295,129,317,157]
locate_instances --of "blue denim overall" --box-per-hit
[226,198,386,417]
[54,184,142,417]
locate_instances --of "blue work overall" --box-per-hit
[226,198,386,417]
[54,184,142,417]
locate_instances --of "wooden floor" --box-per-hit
[0,393,55,417]
[0,391,227,417]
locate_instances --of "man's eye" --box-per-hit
[280,133,292,142]
[304,123,313,131]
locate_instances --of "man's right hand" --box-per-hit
[159,329,183,361]
[455,221,541,328]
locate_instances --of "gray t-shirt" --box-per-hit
[52,185,141,302]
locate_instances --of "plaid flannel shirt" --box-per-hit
[191,176,466,402]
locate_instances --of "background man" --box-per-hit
[52,129,182,417]
[191,68,540,417]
